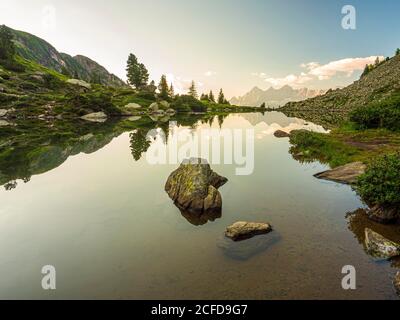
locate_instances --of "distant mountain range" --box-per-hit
[230,85,326,108]
[9,26,127,88]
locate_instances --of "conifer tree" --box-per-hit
[218,89,225,104]
[126,53,149,89]
[209,90,215,103]
[158,75,169,100]
[169,83,175,98]
[188,81,198,99]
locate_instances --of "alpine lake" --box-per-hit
[0,111,399,300]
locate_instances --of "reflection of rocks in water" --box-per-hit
[217,232,281,261]
[179,207,222,226]
[347,209,400,259]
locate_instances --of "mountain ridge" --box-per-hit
[8,26,127,88]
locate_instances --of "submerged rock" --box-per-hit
[314,162,366,184]
[274,130,290,138]
[367,205,399,224]
[165,158,228,215]
[225,221,273,241]
[364,228,400,259]
[394,272,400,297]
[80,112,108,123]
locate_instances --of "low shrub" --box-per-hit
[68,91,121,115]
[350,94,400,131]
[171,95,207,113]
[357,153,400,207]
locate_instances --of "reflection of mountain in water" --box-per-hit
[239,112,328,135]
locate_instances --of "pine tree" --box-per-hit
[374,57,380,67]
[169,83,175,98]
[158,75,169,100]
[218,89,225,104]
[188,81,198,99]
[126,53,149,89]
[209,90,215,103]
[0,25,15,61]
[260,102,266,109]
[396,48,400,56]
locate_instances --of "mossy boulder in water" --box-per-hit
[165,158,228,214]
[364,228,400,259]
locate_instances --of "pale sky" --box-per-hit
[1,0,399,98]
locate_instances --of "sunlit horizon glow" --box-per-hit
[1,0,399,98]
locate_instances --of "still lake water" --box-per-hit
[0,112,399,300]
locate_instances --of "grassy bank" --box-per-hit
[289,123,400,168]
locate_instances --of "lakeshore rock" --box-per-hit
[225,221,273,241]
[274,130,290,138]
[80,112,108,123]
[394,272,400,297]
[67,79,92,89]
[364,228,400,259]
[165,158,228,215]
[121,103,142,115]
[314,161,366,184]
[149,102,159,113]
[0,109,9,117]
[367,205,399,224]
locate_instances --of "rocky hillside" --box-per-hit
[281,54,400,116]
[9,26,127,88]
[230,85,325,108]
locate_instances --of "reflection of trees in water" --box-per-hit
[129,129,151,161]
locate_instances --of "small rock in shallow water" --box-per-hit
[364,228,400,259]
[225,221,273,241]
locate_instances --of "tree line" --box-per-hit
[126,53,229,104]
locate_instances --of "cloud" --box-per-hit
[204,71,217,77]
[263,73,313,88]
[252,55,384,89]
[303,56,384,80]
